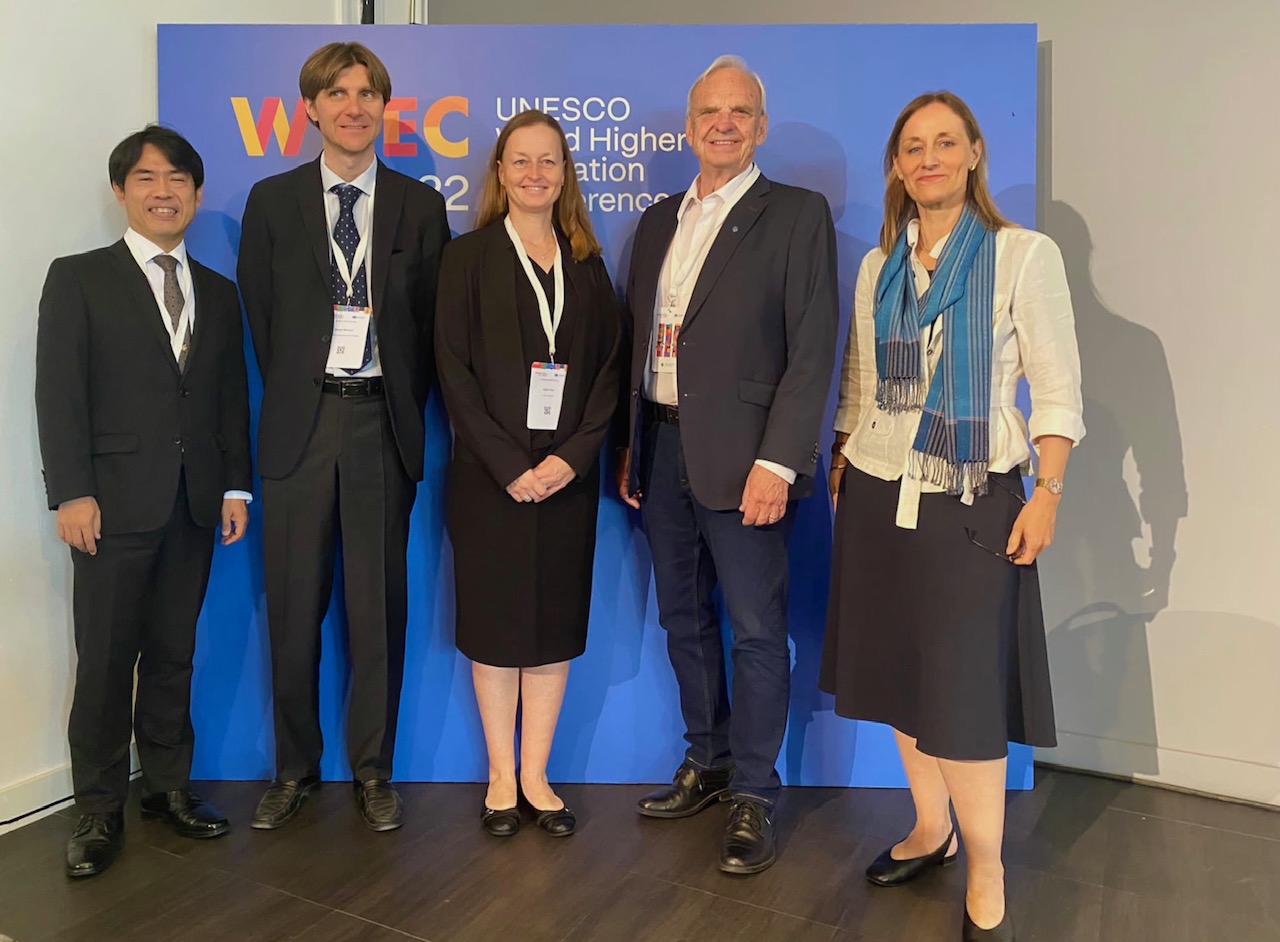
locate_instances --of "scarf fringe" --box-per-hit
[908,451,990,497]
[876,377,925,414]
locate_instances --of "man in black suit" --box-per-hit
[237,42,449,831]
[36,126,252,878]
[617,56,838,874]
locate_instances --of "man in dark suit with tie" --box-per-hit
[237,42,449,832]
[617,56,838,874]
[36,126,252,878]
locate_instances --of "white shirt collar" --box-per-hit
[679,162,760,220]
[123,228,189,271]
[906,218,949,260]
[320,152,378,198]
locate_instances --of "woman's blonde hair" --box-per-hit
[474,109,600,262]
[879,91,1012,254]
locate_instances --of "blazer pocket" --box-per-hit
[91,433,140,455]
[738,379,777,408]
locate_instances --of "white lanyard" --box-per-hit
[664,197,723,305]
[328,189,372,304]
[154,257,193,357]
[505,215,565,362]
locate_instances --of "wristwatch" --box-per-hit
[1034,476,1064,496]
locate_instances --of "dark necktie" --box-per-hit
[153,254,191,372]
[330,183,372,372]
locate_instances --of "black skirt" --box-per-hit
[446,454,599,668]
[818,466,1057,760]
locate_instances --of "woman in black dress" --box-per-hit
[820,92,1084,941]
[435,110,621,838]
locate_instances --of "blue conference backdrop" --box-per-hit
[158,23,1041,788]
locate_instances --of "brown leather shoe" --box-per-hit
[636,763,733,819]
[355,779,403,831]
[140,789,230,839]
[66,811,124,878]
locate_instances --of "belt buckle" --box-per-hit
[340,380,363,399]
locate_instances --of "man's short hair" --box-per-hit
[299,42,392,103]
[107,125,205,190]
[687,55,768,117]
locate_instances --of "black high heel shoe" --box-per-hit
[962,908,1014,941]
[480,804,520,837]
[865,829,957,886]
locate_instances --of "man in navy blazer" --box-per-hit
[237,42,449,832]
[36,126,252,878]
[617,56,839,874]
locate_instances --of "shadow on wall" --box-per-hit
[1038,199,1188,776]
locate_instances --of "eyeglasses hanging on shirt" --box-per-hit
[505,215,567,431]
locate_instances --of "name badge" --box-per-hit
[653,305,682,374]
[327,305,371,370]
[527,361,568,430]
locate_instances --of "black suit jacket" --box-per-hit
[35,241,252,535]
[435,220,622,489]
[237,158,450,482]
[622,173,839,510]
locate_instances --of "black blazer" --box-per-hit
[35,241,252,535]
[435,219,621,489]
[237,158,451,482]
[622,173,839,511]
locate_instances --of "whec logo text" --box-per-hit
[231,95,470,158]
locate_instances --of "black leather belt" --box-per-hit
[643,399,680,426]
[323,376,384,398]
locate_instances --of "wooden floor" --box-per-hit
[1,769,1277,941]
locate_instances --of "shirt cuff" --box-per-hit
[223,490,254,503]
[754,459,797,485]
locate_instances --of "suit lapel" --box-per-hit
[292,158,331,290]
[681,174,772,331]
[478,224,530,440]
[637,196,681,341]
[370,160,404,320]
[185,257,218,373]
[107,240,180,375]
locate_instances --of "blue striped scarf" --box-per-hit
[873,206,997,496]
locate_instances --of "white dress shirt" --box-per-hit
[122,228,252,504]
[319,154,383,378]
[836,220,1084,528]
[646,163,796,484]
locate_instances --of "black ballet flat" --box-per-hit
[533,805,576,837]
[480,804,520,837]
[962,908,1014,941]
[865,829,957,886]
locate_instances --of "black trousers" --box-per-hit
[261,392,415,783]
[69,475,214,813]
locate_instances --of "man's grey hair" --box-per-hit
[686,55,768,117]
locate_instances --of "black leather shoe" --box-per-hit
[963,908,1015,941]
[250,776,320,830]
[866,829,957,886]
[140,789,230,839]
[355,779,403,831]
[636,763,733,819]
[718,798,776,874]
[532,806,576,837]
[481,804,520,837]
[65,811,124,878]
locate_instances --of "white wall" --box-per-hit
[429,0,1280,805]
[0,0,338,830]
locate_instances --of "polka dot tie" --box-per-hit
[330,183,372,371]
[153,254,191,372]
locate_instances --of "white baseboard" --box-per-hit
[1038,731,1280,807]
[0,745,140,836]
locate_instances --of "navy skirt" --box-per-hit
[818,466,1057,760]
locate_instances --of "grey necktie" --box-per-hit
[152,254,191,371]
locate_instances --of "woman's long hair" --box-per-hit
[879,91,1012,254]
[475,109,600,261]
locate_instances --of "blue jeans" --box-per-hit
[640,422,794,805]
